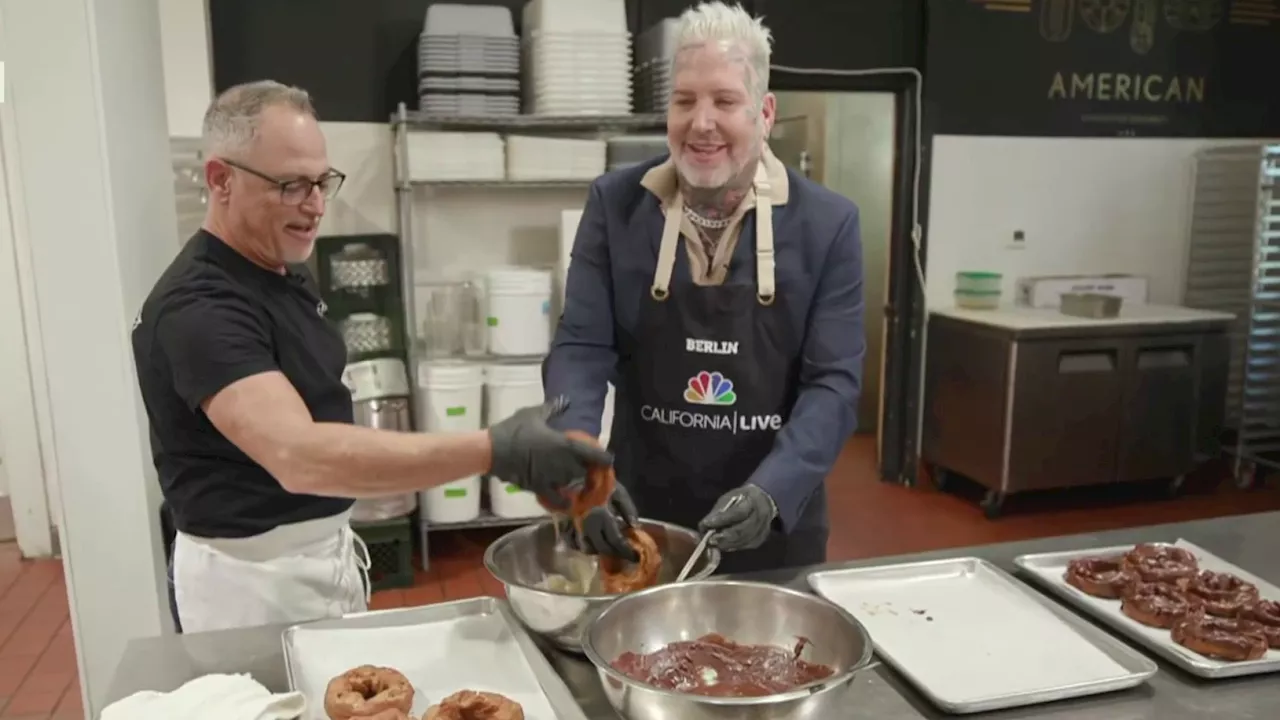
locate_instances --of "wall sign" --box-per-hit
[926,0,1280,137]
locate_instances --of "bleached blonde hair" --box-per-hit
[671,2,774,101]
[202,80,316,158]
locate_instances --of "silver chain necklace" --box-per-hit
[684,206,732,230]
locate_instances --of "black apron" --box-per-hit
[617,164,828,575]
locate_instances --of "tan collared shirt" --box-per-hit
[639,145,790,286]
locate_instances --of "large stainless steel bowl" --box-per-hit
[484,518,720,653]
[582,580,874,720]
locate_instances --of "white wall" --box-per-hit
[923,136,1272,308]
[157,0,212,137]
[2,1,178,717]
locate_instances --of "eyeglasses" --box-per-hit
[222,159,346,206]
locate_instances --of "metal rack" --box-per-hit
[389,103,666,565]
[1185,144,1280,488]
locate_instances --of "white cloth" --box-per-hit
[173,511,371,633]
[100,673,306,720]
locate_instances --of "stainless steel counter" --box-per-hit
[105,511,1280,719]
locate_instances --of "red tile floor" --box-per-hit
[4,435,1280,719]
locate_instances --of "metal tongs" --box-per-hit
[676,495,741,582]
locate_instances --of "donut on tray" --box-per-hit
[424,689,524,720]
[324,665,414,720]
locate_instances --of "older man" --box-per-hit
[132,80,609,633]
[544,1,866,574]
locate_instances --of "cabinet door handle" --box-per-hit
[1058,350,1116,373]
[1137,347,1191,369]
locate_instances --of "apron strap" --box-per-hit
[651,190,685,300]
[753,163,776,305]
[650,159,777,305]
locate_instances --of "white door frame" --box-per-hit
[0,72,60,558]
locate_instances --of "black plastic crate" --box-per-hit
[353,515,415,592]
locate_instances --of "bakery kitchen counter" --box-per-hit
[105,511,1280,719]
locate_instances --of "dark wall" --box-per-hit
[209,0,920,123]
[208,1,1280,135]
[209,0,643,123]
[923,0,1280,137]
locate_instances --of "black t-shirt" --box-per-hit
[132,230,354,538]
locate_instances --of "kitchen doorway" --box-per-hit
[770,91,897,460]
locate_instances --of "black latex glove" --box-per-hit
[698,483,778,552]
[571,484,640,562]
[488,396,613,510]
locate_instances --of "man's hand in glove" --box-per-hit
[567,484,640,562]
[487,396,613,509]
[698,484,778,552]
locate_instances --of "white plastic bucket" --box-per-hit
[488,475,548,519]
[485,266,553,356]
[484,363,545,426]
[419,475,482,525]
[416,360,484,433]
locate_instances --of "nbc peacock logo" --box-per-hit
[684,371,737,406]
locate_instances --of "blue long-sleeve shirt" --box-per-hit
[544,154,866,532]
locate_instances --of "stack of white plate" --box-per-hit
[418,4,521,116]
[521,0,632,115]
[632,19,679,113]
[506,135,607,180]
[406,132,506,182]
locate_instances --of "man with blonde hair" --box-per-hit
[544,2,865,573]
[133,80,609,632]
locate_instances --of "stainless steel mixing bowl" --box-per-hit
[582,580,875,720]
[483,518,720,653]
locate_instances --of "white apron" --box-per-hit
[172,510,371,633]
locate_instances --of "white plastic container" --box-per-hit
[416,360,484,433]
[488,475,548,519]
[419,475,482,525]
[484,362,550,518]
[484,363,545,426]
[485,266,553,356]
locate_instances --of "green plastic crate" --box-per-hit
[352,515,414,592]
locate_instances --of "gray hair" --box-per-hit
[672,2,774,101]
[202,80,316,157]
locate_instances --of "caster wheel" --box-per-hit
[1166,475,1186,497]
[981,491,1005,520]
[1235,462,1258,490]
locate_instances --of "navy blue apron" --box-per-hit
[616,164,828,575]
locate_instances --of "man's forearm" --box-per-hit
[277,424,493,498]
[544,346,612,434]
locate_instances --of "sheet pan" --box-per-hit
[1015,539,1280,679]
[282,597,587,720]
[808,557,1157,714]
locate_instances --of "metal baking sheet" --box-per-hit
[1015,539,1280,679]
[282,597,587,720]
[808,557,1157,714]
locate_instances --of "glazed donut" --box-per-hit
[1123,543,1198,584]
[324,665,414,720]
[1120,582,1200,628]
[1063,556,1136,599]
[1238,599,1280,649]
[599,525,663,594]
[538,430,617,538]
[1171,606,1269,662]
[423,689,525,720]
[1178,570,1260,617]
